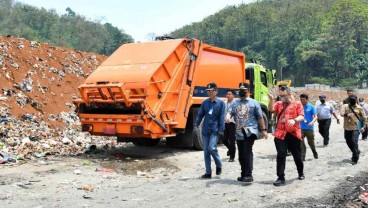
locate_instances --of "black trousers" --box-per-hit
[223,123,236,159]
[344,130,360,162]
[236,133,256,177]
[318,118,331,145]
[274,133,304,180]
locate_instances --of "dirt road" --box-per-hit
[1,119,367,208]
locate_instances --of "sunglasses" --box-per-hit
[279,86,287,91]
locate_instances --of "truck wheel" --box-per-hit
[167,107,203,150]
[192,108,203,150]
[192,123,203,150]
[132,138,160,146]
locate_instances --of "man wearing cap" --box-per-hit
[195,82,226,179]
[268,85,305,186]
[226,82,268,183]
[358,97,368,140]
[316,95,340,147]
[340,94,367,164]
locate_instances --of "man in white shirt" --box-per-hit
[316,95,340,146]
[223,89,237,162]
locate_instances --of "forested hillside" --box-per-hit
[1,0,367,87]
[0,0,133,55]
[171,0,368,87]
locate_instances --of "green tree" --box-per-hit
[322,0,368,86]
[0,0,134,54]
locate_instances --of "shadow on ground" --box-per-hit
[74,139,199,175]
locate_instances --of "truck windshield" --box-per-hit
[261,71,267,86]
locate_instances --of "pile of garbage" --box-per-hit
[0,107,117,163]
[0,35,114,163]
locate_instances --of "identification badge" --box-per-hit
[209,108,213,115]
[281,118,285,123]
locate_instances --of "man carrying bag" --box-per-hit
[340,94,367,165]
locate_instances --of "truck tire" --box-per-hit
[132,138,161,146]
[192,124,203,150]
[167,107,203,150]
[192,108,203,150]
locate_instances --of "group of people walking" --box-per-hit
[195,82,367,186]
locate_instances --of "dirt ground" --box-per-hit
[0,120,367,208]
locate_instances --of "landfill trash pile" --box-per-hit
[0,35,121,163]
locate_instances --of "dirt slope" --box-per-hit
[0,35,107,128]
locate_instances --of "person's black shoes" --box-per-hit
[201,173,212,179]
[237,176,253,183]
[351,160,358,165]
[228,158,234,162]
[216,167,222,175]
[313,151,318,159]
[273,178,286,186]
[201,168,221,178]
[298,174,305,180]
[243,176,254,183]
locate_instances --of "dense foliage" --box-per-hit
[170,0,368,87]
[0,0,133,55]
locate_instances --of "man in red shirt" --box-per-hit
[268,85,305,186]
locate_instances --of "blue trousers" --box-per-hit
[202,132,222,174]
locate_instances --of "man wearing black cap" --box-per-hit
[316,95,340,147]
[226,82,268,183]
[340,94,367,164]
[195,82,226,179]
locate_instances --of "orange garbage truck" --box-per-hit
[73,37,248,149]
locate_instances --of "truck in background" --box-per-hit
[73,37,276,150]
[276,80,292,87]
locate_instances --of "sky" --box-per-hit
[15,0,253,42]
